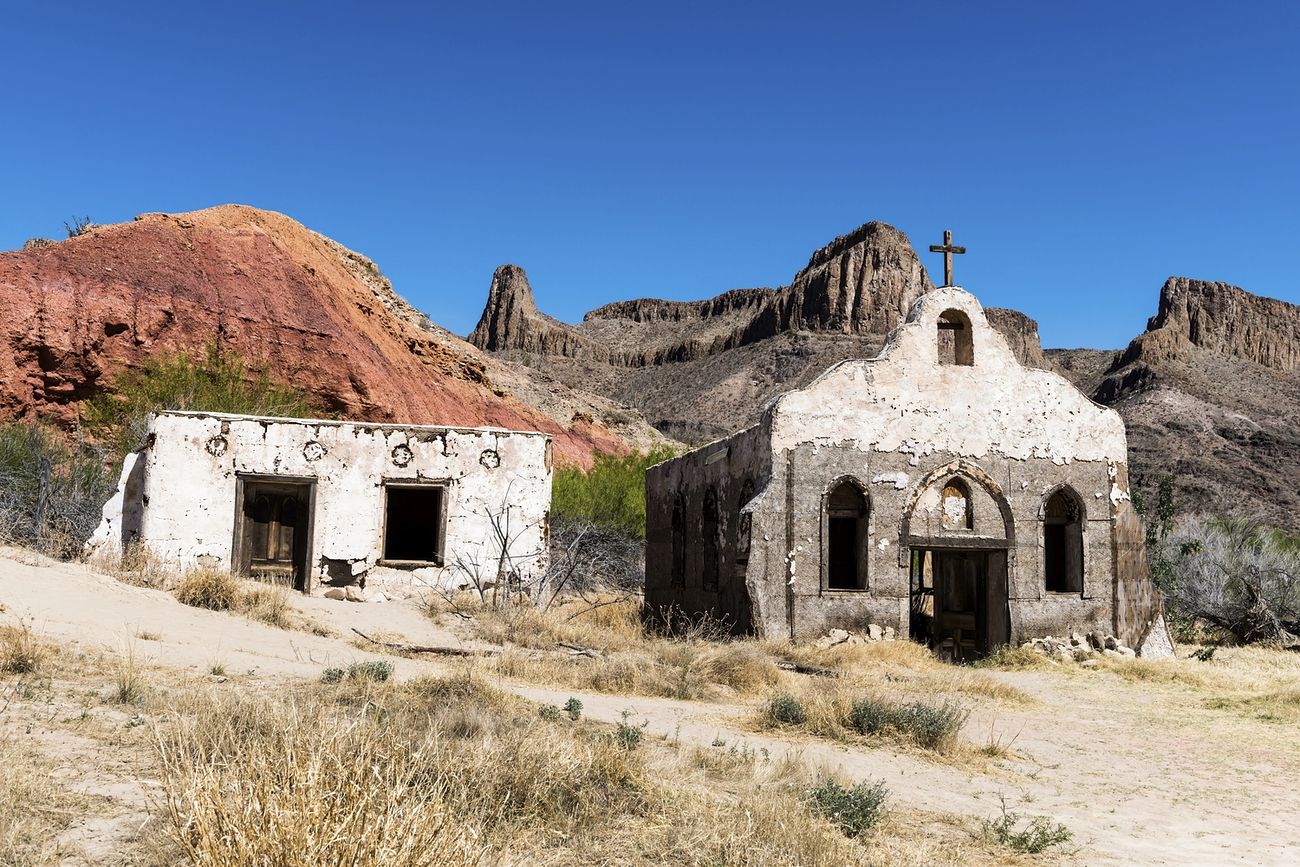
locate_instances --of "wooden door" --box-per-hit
[934,551,985,662]
[239,482,310,590]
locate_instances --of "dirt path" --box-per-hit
[2,551,1298,865]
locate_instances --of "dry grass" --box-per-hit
[91,541,177,590]
[0,736,89,866]
[150,670,898,866]
[1,619,47,674]
[173,567,242,611]
[113,636,148,705]
[472,596,781,701]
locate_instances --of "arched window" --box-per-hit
[702,487,720,592]
[1044,489,1084,593]
[937,309,974,366]
[825,480,868,590]
[736,478,755,564]
[670,493,686,588]
[941,478,973,531]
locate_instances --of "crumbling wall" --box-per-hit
[106,411,551,597]
[675,288,1144,642]
[644,422,770,633]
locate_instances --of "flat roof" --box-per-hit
[151,410,551,440]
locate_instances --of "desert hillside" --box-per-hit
[470,221,1045,444]
[470,224,1299,529]
[0,206,663,465]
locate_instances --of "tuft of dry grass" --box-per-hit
[0,619,46,674]
[113,636,148,705]
[240,581,292,628]
[91,542,176,590]
[174,567,242,611]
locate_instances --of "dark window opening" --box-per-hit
[736,478,755,564]
[383,485,445,564]
[826,481,868,590]
[937,309,974,366]
[670,493,686,587]
[1043,489,1083,593]
[702,487,720,591]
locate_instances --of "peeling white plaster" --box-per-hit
[769,288,1128,464]
[872,471,910,489]
[90,411,552,598]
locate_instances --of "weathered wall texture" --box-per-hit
[91,411,552,597]
[646,287,1163,651]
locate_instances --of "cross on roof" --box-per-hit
[928,229,966,287]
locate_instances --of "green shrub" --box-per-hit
[764,693,807,726]
[893,700,968,751]
[846,696,892,735]
[982,799,1074,854]
[0,422,114,558]
[805,777,888,838]
[538,704,562,721]
[613,710,647,750]
[845,695,968,751]
[551,446,677,538]
[563,697,583,721]
[85,342,318,461]
[321,667,345,684]
[348,660,393,683]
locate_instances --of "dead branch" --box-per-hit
[351,628,499,658]
[775,660,841,678]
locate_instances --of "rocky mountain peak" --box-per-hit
[1143,276,1300,372]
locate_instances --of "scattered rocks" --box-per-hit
[813,625,897,649]
[1023,633,1137,662]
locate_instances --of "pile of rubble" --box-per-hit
[813,625,896,648]
[1023,631,1137,663]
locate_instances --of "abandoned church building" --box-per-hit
[90,411,553,598]
[645,285,1168,659]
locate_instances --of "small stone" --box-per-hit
[206,674,228,683]
[1102,649,1123,658]
[1070,631,1086,646]
[845,633,867,646]
[1117,646,1136,658]
[1087,631,1106,651]
[1104,636,1119,650]
[323,588,346,601]
[883,626,895,641]
[1080,659,1100,669]
[867,624,884,641]
[344,586,367,603]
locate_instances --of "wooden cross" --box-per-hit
[928,230,966,287]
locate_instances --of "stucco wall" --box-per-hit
[647,287,1155,647]
[95,411,552,597]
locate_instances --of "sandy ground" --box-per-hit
[2,549,1298,865]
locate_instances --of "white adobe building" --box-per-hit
[90,411,553,598]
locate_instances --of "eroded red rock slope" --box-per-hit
[0,205,626,464]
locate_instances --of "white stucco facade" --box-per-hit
[90,411,553,597]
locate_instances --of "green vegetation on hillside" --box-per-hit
[551,446,676,539]
[85,342,318,462]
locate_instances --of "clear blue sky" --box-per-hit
[3,1,1297,349]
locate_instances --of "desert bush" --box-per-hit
[845,696,968,751]
[765,692,808,726]
[85,342,318,461]
[1153,516,1300,646]
[805,777,888,838]
[63,215,93,237]
[0,422,114,558]
[241,581,292,628]
[551,445,676,539]
[174,567,242,611]
[981,797,1074,854]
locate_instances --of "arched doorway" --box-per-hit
[903,465,1012,661]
